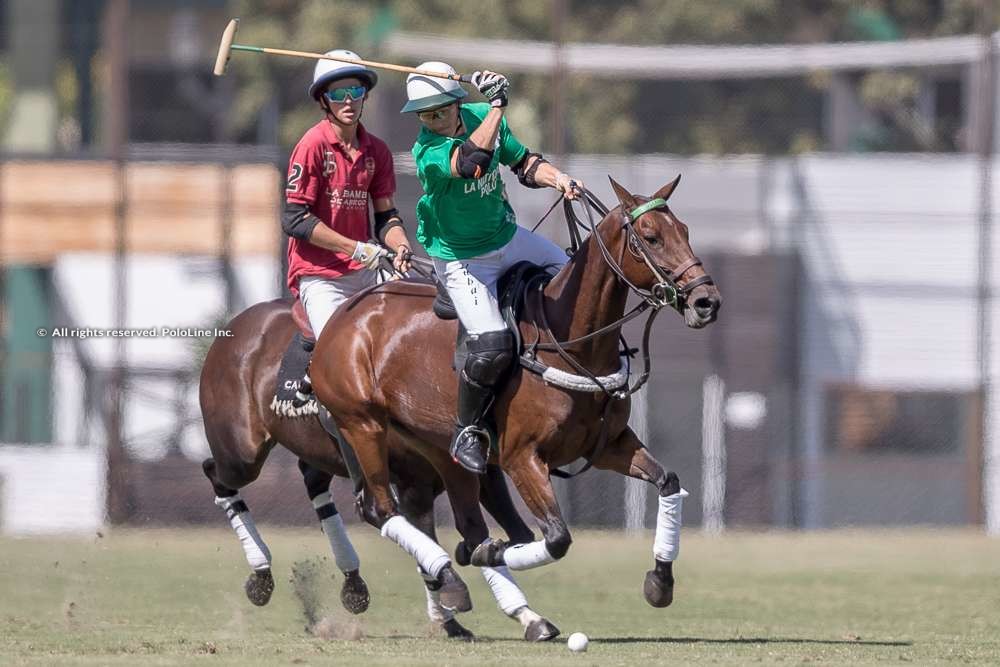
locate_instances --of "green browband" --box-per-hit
[628,198,668,221]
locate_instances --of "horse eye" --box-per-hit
[643,235,660,246]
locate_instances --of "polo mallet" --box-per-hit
[214,18,473,82]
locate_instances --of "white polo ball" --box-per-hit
[567,632,589,652]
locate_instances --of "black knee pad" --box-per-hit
[463,330,514,387]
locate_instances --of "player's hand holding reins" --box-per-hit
[393,244,413,274]
[555,172,585,201]
[352,240,389,271]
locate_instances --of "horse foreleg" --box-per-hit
[473,450,571,572]
[201,456,274,606]
[297,459,369,614]
[337,419,471,612]
[592,426,688,608]
[479,464,535,545]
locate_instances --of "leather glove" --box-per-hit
[351,240,389,271]
[470,70,509,108]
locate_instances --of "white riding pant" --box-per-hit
[432,226,567,335]
[298,270,377,339]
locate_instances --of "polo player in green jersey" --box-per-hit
[401,62,584,474]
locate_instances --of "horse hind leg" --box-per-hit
[202,457,274,606]
[592,426,688,608]
[396,475,474,640]
[297,459,369,614]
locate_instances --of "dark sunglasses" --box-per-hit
[324,85,366,103]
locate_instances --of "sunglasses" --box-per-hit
[324,85,366,103]
[417,106,453,122]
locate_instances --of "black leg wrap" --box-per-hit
[658,470,681,497]
[223,500,249,521]
[315,504,338,521]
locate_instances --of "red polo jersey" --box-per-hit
[285,120,396,294]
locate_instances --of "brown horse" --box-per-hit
[310,176,721,609]
[199,298,560,641]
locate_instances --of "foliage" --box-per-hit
[226,0,1000,155]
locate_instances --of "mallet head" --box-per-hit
[213,18,240,76]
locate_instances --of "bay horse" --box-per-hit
[310,176,721,608]
[199,298,560,641]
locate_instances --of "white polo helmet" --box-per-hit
[309,50,378,100]
[400,61,467,113]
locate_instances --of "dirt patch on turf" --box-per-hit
[290,558,364,641]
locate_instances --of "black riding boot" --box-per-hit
[291,337,315,409]
[449,372,494,474]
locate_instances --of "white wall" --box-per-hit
[0,445,105,535]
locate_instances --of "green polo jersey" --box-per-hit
[412,103,529,260]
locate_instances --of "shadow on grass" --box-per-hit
[592,637,912,647]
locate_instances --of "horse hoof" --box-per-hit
[469,539,507,568]
[454,541,472,567]
[245,569,275,606]
[340,570,370,614]
[524,618,561,642]
[643,568,674,608]
[437,566,472,613]
[442,618,475,641]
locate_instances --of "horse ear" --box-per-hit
[653,174,682,201]
[608,176,637,210]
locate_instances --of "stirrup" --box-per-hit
[292,373,313,408]
[450,425,490,474]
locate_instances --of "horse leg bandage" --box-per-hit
[502,540,556,570]
[420,568,455,624]
[215,494,271,571]
[380,515,450,579]
[312,492,360,573]
[653,488,689,562]
[481,565,529,617]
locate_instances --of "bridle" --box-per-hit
[525,186,716,399]
[522,185,716,479]
[568,188,714,312]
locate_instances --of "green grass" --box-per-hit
[2,528,999,665]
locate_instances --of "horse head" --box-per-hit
[607,175,721,328]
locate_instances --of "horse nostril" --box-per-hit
[693,296,719,317]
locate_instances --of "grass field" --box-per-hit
[2,527,999,665]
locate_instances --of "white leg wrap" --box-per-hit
[312,492,361,573]
[215,495,271,571]
[502,539,556,571]
[418,569,455,624]
[380,515,450,579]
[481,565,529,617]
[653,488,689,562]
